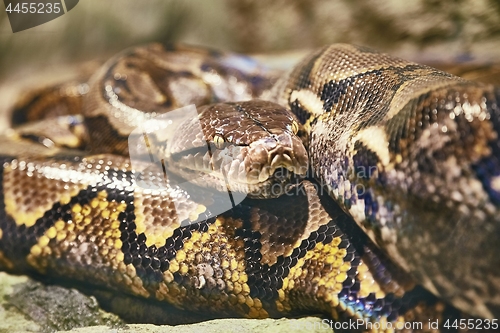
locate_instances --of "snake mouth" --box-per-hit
[272,167,290,183]
[263,166,304,197]
[213,133,309,198]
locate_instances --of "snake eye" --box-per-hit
[213,134,225,149]
[291,120,299,135]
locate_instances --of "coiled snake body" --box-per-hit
[0,43,499,332]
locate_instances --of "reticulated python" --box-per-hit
[0,43,499,332]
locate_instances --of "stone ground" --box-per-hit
[0,272,327,333]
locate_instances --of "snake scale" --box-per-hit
[0,43,499,332]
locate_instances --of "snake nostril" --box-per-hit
[273,167,290,182]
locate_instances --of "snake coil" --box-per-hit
[0,43,499,332]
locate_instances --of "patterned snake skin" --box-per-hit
[266,44,500,320]
[0,43,499,332]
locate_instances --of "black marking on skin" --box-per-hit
[318,194,437,322]
[227,191,314,307]
[102,64,148,109]
[227,186,417,319]
[235,104,245,113]
[319,70,383,113]
[20,133,49,143]
[0,160,91,272]
[0,157,39,271]
[118,192,215,292]
[294,48,326,90]
[10,86,85,127]
[230,204,277,301]
[290,99,312,125]
[389,64,455,84]
[135,217,216,290]
[10,92,47,126]
[473,87,500,204]
[351,143,383,220]
[84,115,129,154]
[387,85,496,180]
[160,43,177,52]
[113,175,218,292]
[100,49,136,99]
[318,64,453,132]
[357,190,380,224]
[320,80,349,112]
[352,142,380,181]
[107,71,133,96]
[10,164,219,293]
[384,94,422,158]
[387,64,429,83]
[384,85,455,169]
[242,219,344,308]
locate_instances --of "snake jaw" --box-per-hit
[240,133,309,198]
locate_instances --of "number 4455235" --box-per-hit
[444,319,498,330]
[5,2,62,14]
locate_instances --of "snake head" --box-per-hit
[165,100,309,198]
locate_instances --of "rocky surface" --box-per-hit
[0,272,123,332]
[0,272,327,333]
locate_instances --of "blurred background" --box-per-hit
[1,0,500,127]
